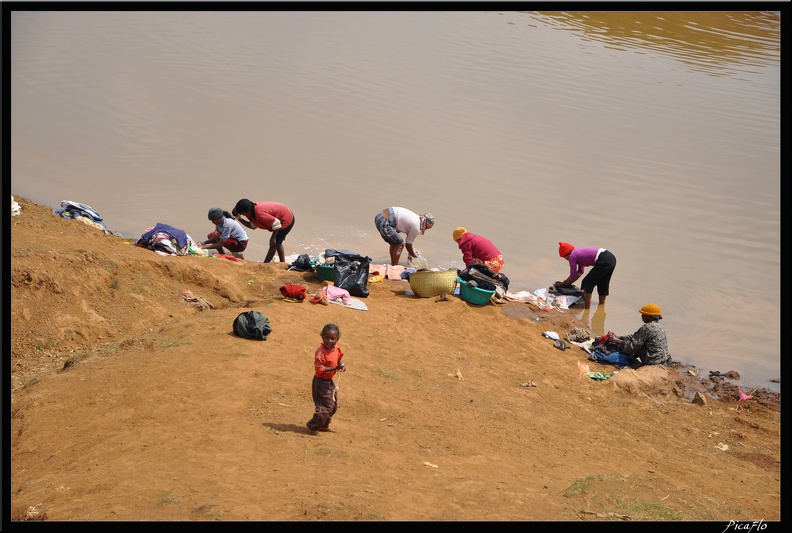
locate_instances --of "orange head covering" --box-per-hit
[558,242,574,257]
[453,227,467,242]
[639,303,662,317]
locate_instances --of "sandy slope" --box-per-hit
[8,196,780,522]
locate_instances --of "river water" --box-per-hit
[9,10,780,391]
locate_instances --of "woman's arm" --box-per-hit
[236,215,255,230]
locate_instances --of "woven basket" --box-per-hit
[409,269,459,298]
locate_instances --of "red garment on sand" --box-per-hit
[309,293,326,304]
[215,254,242,262]
[280,284,307,300]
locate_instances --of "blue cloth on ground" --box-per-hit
[140,223,189,249]
[401,268,417,280]
[589,348,636,367]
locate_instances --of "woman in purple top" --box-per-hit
[554,242,616,309]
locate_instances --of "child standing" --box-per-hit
[306,323,346,435]
[200,207,249,257]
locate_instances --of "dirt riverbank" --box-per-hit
[8,196,780,523]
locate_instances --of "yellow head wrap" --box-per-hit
[639,303,662,317]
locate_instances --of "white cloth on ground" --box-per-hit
[533,288,581,310]
[328,297,368,311]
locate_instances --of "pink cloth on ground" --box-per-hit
[321,285,350,303]
[370,264,407,280]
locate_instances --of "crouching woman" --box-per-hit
[609,303,671,366]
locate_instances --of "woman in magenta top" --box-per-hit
[452,227,505,273]
[233,199,295,263]
[554,242,617,310]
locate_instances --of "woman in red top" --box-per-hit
[306,324,346,435]
[233,198,295,263]
[452,227,505,273]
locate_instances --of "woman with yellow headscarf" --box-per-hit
[452,227,505,273]
[608,303,670,366]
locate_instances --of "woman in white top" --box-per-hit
[374,207,434,265]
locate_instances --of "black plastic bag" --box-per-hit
[289,253,314,272]
[326,249,371,298]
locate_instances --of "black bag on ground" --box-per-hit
[289,253,314,272]
[233,311,272,340]
[326,249,371,298]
